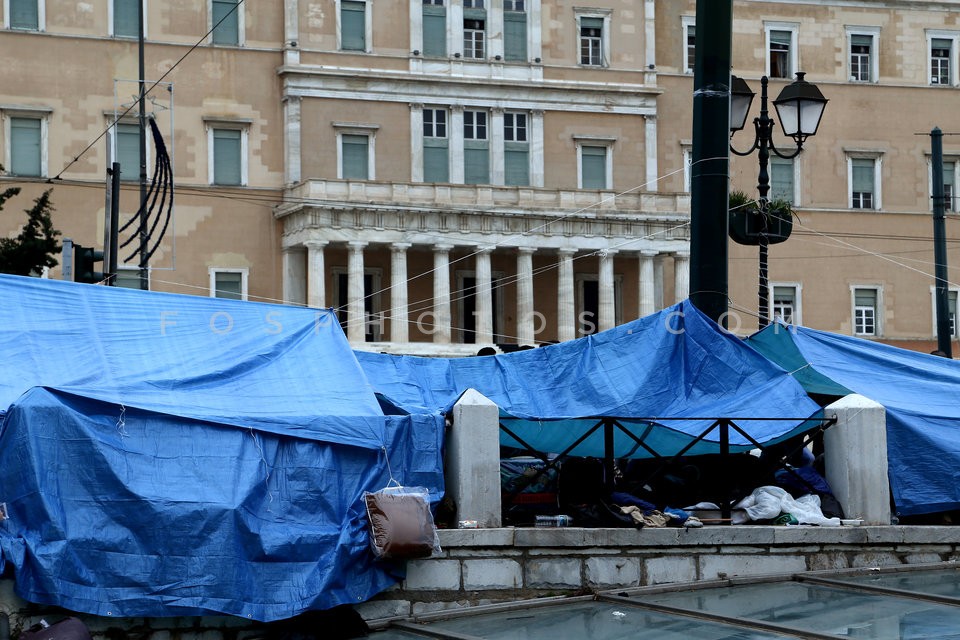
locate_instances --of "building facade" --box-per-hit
[0,0,957,354]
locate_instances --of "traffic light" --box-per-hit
[74,244,105,284]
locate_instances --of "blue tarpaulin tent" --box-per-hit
[0,275,445,620]
[358,301,824,459]
[747,323,960,516]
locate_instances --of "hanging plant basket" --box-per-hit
[728,190,794,246]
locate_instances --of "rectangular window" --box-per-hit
[212,128,242,185]
[932,38,951,85]
[851,157,875,209]
[853,288,878,336]
[504,112,529,187]
[335,271,380,342]
[850,34,872,82]
[769,30,792,78]
[340,0,366,51]
[424,108,449,183]
[341,134,369,179]
[464,0,483,7]
[213,271,244,300]
[9,0,38,30]
[504,0,524,9]
[580,17,603,66]
[464,110,489,184]
[772,285,797,325]
[580,145,607,190]
[686,24,696,73]
[577,275,621,336]
[10,116,41,177]
[944,160,956,213]
[503,4,527,62]
[115,122,140,181]
[464,18,485,58]
[211,0,239,45]
[457,274,503,344]
[770,157,795,204]
[422,1,446,57]
[113,0,138,38]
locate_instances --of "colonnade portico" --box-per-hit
[282,240,691,353]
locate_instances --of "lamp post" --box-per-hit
[729,72,827,327]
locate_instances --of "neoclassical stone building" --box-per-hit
[1,0,958,354]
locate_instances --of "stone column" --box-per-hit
[282,246,306,306]
[409,103,424,182]
[283,96,301,185]
[490,108,505,186]
[517,247,536,345]
[433,244,453,343]
[530,110,545,187]
[448,389,502,527]
[475,247,494,344]
[644,114,658,191]
[557,248,576,342]
[390,243,411,343]
[638,250,657,318]
[674,251,690,302]
[598,249,618,331]
[347,241,367,343]
[654,256,664,311]
[305,240,327,309]
[449,106,465,183]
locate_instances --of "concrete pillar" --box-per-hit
[598,249,618,331]
[390,243,411,343]
[305,240,327,309]
[530,110,545,187]
[283,96,301,184]
[282,246,306,306]
[824,394,891,525]
[409,104,424,182]
[448,389,502,527]
[433,244,453,343]
[639,250,657,318]
[449,106,465,183]
[347,241,367,343]
[557,248,576,342]
[475,247,494,344]
[654,256,664,310]
[490,109,505,186]
[674,251,690,302]
[517,247,536,345]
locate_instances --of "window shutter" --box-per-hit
[213,128,242,185]
[114,0,139,37]
[341,134,369,179]
[851,34,872,48]
[581,146,606,189]
[11,117,41,177]
[422,6,446,57]
[504,147,529,186]
[504,12,527,61]
[854,289,876,307]
[464,146,489,184]
[212,0,239,44]
[770,158,794,203]
[933,37,951,51]
[424,143,449,183]
[215,272,243,299]
[10,0,38,29]
[116,123,140,181]
[852,158,874,192]
[770,30,791,46]
[341,1,366,51]
[580,17,603,31]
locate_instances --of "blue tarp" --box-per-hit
[0,275,445,620]
[748,323,960,516]
[358,301,823,459]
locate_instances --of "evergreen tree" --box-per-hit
[0,184,62,276]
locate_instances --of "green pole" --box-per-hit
[689,0,732,326]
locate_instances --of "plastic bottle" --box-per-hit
[535,514,573,527]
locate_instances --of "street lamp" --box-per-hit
[729,71,828,327]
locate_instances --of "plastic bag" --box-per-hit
[364,485,441,560]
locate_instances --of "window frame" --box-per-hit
[5,0,44,31]
[769,155,798,205]
[770,282,802,326]
[4,108,50,178]
[851,285,882,337]
[929,286,959,337]
[503,110,529,186]
[928,154,959,213]
[463,16,486,59]
[575,272,623,336]
[108,118,150,182]
[337,0,372,53]
[205,121,249,186]
[210,0,243,46]
[334,122,378,180]
[423,107,449,183]
[575,136,615,190]
[463,109,490,185]
[846,151,883,210]
[209,267,249,301]
[846,27,879,83]
[682,16,696,74]
[927,30,960,87]
[576,10,611,68]
[110,0,143,38]
[681,143,692,193]
[764,22,798,79]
